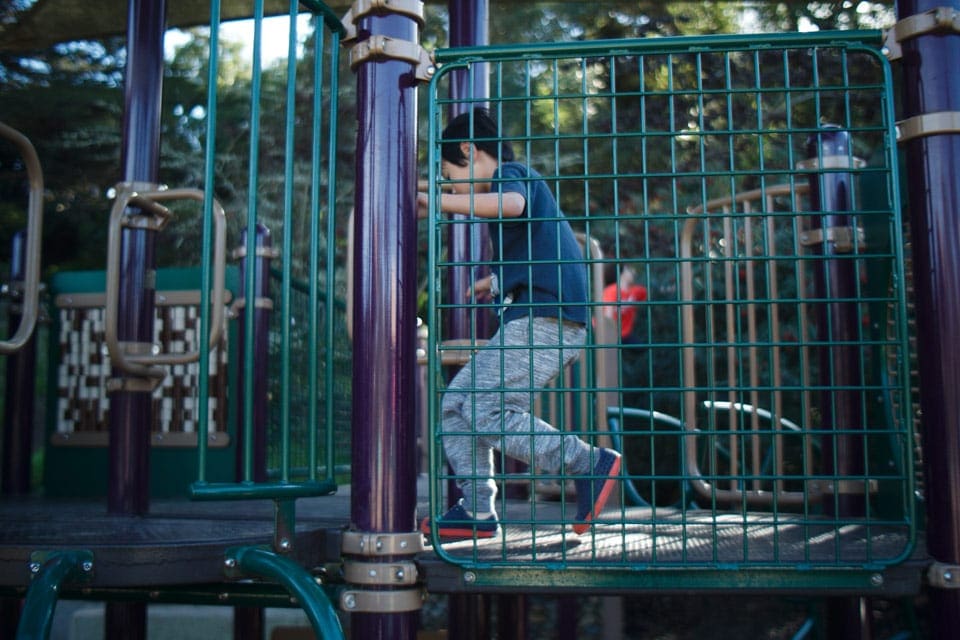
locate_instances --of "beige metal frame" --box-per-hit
[681,183,816,506]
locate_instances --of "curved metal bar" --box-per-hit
[229,546,344,640]
[104,183,227,378]
[15,550,92,640]
[0,122,44,355]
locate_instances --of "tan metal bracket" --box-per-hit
[231,244,281,261]
[883,7,960,61]
[343,559,418,586]
[340,588,425,613]
[341,0,425,45]
[106,375,164,393]
[928,561,960,589]
[341,531,424,556]
[348,34,436,82]
[799,226,867,253]
[229,297,275,318]
[896,111,960,143]
[807,479,879,496]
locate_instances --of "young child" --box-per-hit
[418,108,621,539]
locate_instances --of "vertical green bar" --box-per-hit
[325,34,341,482]
[308,24,324,483]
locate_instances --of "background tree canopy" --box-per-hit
[0,1,893,281]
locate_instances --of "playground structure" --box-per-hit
[0,1,958,639]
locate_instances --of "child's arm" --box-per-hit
[418,191,525,219]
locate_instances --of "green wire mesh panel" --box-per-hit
[423,32,913,576]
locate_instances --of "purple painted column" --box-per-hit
[105,0,165,637]
[235,224,272,483]
[2,231,36,496]
[807,127,866,519]
[445,0,491,344]
[897,1,960,637]
[107,0,165,517]
[349,7,421,639]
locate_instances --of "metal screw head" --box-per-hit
[28,562,41,574]
[278,538,291,552]
[343,594,357,610]
[395,568,406,581]
[224,557,237,569]
[944,571,954,582]
[463,571,476,584]
[81,561,93,573]
[870,573,884,587]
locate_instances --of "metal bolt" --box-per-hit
[463,571,476,584]
[224,558,237,569]
[376,538,384,551]
[395,568,406,581]
[28,562,41,574]
[218,592,229,602]
[81,561,93,573]
[369,569,378,578]
[278,538,291,552]
[343,594,357,610]
[870,573,884,587]
[399,540,408,550]
[944,570,954,583]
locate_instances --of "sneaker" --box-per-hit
[420,499,501,539]
[572,448,622,534]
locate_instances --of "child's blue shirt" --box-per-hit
[490,162,588,325]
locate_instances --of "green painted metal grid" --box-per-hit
[423,32,914,575]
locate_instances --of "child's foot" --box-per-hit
[420,499,501,539]
[572,448,622,534]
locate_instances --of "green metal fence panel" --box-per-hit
[423,31,914,579]
[190,1,348,502]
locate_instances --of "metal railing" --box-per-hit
[422,31,914,582]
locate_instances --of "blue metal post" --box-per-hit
[897,2,960,637]
[349,7,421,639]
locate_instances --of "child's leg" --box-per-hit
[485,317,593,475]
[441,316,595,513]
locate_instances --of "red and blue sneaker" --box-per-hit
[420,499,501,539]
[572,448,622,534]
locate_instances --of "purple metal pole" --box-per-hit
[235,225,272,483]
[446,0,491,344]
[349,8,421,639]
[807,127,866,519]
[2,231,36,496]
[806,127,872,640]
[107,0,165,517]
[105,0,165,636]
[897,1,960,637]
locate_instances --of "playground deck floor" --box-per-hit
[0,483,924,596]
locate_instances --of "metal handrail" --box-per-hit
[0,121,44,355]
[680,183,814,506]
[104,182,227,378]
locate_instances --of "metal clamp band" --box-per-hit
[348,34,436,82]
[341,531,424,556]
[341,0,425,45]
[340,588,425,613]
[799,226,867,253]
[342,559,418,586]
[896,111,960,143]
[231,245,281,260]
[883,7,960,61]
[928,562,960,589]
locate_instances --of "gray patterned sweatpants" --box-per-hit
[440,316,594,516]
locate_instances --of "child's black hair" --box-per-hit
[441,107,515,167]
